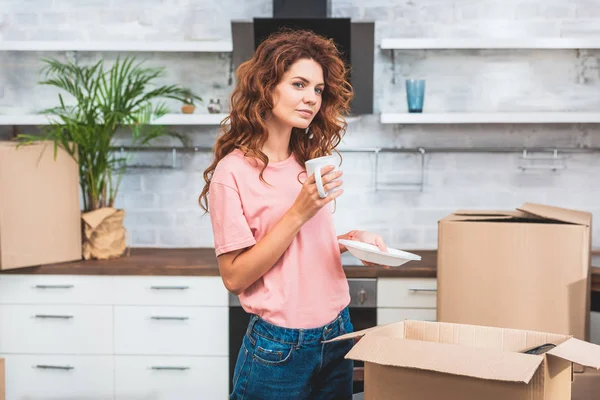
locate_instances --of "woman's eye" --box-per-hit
[293,82,304,88]
[315,87,323,94]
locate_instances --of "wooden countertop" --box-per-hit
[1,248,597,292]
[0,248,437,278]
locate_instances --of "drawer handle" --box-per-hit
[34,364,74,370]
[34,315,74,319]
[150,316,189,321]
[408,288,437,292]
[150,366,190,371]
[34,285,74,289]
[150,286,189,290]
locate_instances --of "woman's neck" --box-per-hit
[263,114,293,162]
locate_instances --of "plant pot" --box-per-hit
[81,207,127,260]
[181,104,196,114]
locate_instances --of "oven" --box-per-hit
[228,278,377,394]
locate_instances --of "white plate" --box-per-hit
[338,239,421,267]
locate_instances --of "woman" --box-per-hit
[199,29,388,400]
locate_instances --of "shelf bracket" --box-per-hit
[65,50,79,65]
[391,49,397,85]
[227,52,234,86]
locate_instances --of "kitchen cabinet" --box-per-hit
[0,275,229,400]
[376,277,437,325]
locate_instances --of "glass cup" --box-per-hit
[405,79,426,113]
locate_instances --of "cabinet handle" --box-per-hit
[150,316,189,321]
[358,289,367,305]
[34,285,74,289]
[34,364,74,370]
[150,286,189,290]
[34,315,74,319]
[408,288,437,292]
[150,366,190,371]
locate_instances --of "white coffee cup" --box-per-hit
[305,155,342,198]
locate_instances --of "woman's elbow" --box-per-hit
[221,275,244,296]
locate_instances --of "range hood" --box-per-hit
[231,0,374,115]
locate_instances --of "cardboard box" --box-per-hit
[572,368,600,400]
[0,141,82,269]
[330,320,600,400]
[0,358,4,400]
[438,203,592,341]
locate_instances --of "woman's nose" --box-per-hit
[303,92,317,104]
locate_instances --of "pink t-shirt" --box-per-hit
[208,149,350,329]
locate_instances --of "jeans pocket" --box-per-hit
[340,315,354,335]
[253,335,294,366]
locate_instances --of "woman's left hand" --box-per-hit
[343,230,391,268]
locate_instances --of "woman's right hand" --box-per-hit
[287,165,344,224]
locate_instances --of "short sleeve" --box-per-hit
[209,181,256,257]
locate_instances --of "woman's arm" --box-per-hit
[218,166,343,295]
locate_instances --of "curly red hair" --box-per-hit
[199,28,353,212]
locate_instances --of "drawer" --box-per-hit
[0,305,113,354]
[115,355,228,400]
[113,276,228,306]
[114,306,228,356]
[2,354,113,400]
[377,278,437,308]
[377,308,437,325]
[0,275,114,305]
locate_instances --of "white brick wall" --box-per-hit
[1,0,600,249]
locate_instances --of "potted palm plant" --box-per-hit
[180,88,200,114]
[17,56,201,260]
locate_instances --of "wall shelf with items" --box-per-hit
[0,113,229,126]
[380,38,600,50]
[0,41,233,53]
[380,112,600,124]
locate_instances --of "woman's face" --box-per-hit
[270,58,324,130]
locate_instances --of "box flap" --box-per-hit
[345,334,544,383]
[517,203,591,226]
[547,338,600,369]
[323,321,405,343]
[442,209,542,222]
[454,210,535,218]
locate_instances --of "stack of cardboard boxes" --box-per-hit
[339,203,600,399]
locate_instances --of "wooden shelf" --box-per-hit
[0,113,228,126]
[0,41,233,52]
[380,38,600,50]
[380,112,600,124]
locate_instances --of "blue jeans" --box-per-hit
[230,307,354,400]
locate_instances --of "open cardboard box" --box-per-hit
[329,320,600,400]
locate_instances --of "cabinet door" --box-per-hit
[2,354,113,400]
[115,355,228,400]
[114,306,228,356]
[377,278,437,308]
[0,305,113,354]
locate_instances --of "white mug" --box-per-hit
[305,155,342,198]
